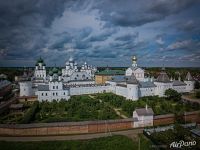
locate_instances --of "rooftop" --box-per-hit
[135,107,154,116]
[185,72,194,81]
[127,73,138,84]
[172,80,187,86]
[139,81,156,88]
[156,71,171,83]
[96,69,125,76]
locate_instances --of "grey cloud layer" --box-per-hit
[0,0,200,67]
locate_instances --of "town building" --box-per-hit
[95,69,125,84]
[133,105,154,127]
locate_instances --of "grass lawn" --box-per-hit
[0,135,153,150]
[94,93,200,117]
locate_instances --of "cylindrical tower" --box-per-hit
[132,55,137,67]
[127,84,139,100]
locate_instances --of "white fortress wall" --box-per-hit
[139,87,156,97]
[69,85,110,95]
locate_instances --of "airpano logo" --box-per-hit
[170,140,196,148]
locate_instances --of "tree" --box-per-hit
[196,91,200,98]
[194,81,200,89]
[164,88,181,101]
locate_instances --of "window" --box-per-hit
[42,93,43,96]
[46,93,47,96]
[56,86,58,89]
[53,93,55,96]
[56,93,58,96]
[64,92,65,95]
[53,86,55,89]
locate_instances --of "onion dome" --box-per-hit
[132,56,137,62]
[185,72,194,81]
[65,61,70,66]
[35,57,45,66]
[69,57,74,62]
[52,67,58,74]
[49,71,53,76]
[58,71,62,76]
[127,73,138,84]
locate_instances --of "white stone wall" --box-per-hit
[172,85,186,93]
[154,82,173,97]
[19,81,33,96]
[70,86,110,95]
[127,84,138,100]
[115,86,127,98]
[184,81,195,92]
[139,87,155,97]
[37,90,70,101]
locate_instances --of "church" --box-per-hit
[19,56,195,101]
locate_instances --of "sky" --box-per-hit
[0,0,200,67]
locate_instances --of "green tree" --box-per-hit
[195,91,200,98]
[194,81,200,89]
[164,88,181,101]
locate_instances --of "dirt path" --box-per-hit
[113,108,128,119]
[182,95,200,104]
[88,95,128,119]
[0,128,143,142]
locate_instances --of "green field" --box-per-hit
[94,93,200,117]
[0,135,153,150]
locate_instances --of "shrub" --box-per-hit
[195,91,200,98]
[164,88,181,101]
[20,101,39,123]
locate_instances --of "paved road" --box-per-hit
[0,128,143,142]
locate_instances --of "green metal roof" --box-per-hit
[96,69,125,76]
[35,57,46,66]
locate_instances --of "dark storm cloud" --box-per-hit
[0,0,66,60]
[88,28,117,42]
[0,0,200,67]
[92,0,198,27]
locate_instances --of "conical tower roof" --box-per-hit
[156,69,170,83]
[127,73,138,84]
[185,72,193,81]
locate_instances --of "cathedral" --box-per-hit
[19,56,195,101]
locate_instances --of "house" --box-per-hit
[133,105,154,127]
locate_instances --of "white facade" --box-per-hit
[62,57,96,82]
[19,57,195,102]
[125,56,145,81]
[19,81,33,96]
[34,58,46,80]
[133,106,154,127]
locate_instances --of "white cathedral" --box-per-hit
[19,56,195,101]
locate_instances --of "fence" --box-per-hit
[0,111,199,136]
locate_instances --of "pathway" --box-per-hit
[0,128,143,142]
[88,95,128,119]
